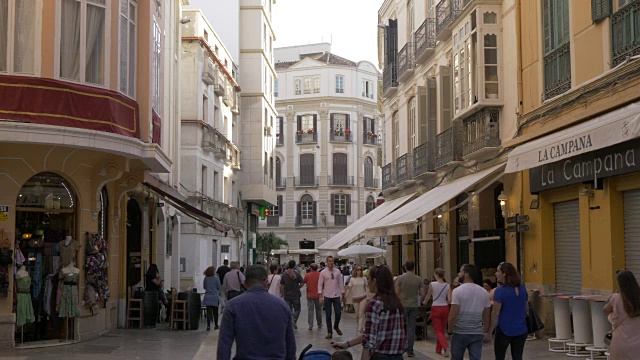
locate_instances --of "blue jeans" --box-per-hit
[451,333,484,360]
[307,297,322,328]
[285,298,301,323]
[404,307,419,353]
[324,296,342,333]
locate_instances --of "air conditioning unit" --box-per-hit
[264,126,273,137]
[202,59,216,86]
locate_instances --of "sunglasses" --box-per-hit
[331,273,334,280]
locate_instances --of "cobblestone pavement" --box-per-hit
[2,297,586,360]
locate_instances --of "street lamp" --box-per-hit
[497,190,508,217]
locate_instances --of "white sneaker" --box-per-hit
[442,349,449,358]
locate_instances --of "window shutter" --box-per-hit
[363,117,368,139]
[543,0,552,53]
[345,114,350,130]
[346,194,351,216]
[331,194,336,215]
[278,195,283,217]
[592,0,611,22]
[313,114,317,131]
[280,116,284,136]
[384,25,389,66]
[362,80,365,97]
[330,113,335,131]
[297,115,302,131]
[313,201,317,225]
[297,201,301,222]
[439,66,452,131]
[427,78,437,142]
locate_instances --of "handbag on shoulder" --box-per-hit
[526,302,544,334]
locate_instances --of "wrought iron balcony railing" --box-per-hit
[334,215,348,227]
[414,18,436,61]
[276,177,286,189]
[267,216,279,227]
[397,42,414,81]
[363,133,379,145]
[544,41,571,99]
[295,131,318,144]
[382,163,394,190]
[434,123,463,169]
[612,0,640,67]
[413,141,434,177]
[364,178,380,189]
[328,175,354,186]
[295,215,317,227]
[395,153,412,184]
[293,176,319,187]
[276,132,284,146]
[330,130,352,142]
[462,108,501,157]
[383,64,398,93]
[436,0,460,38]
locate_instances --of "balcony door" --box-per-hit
[333,153,348,185]
[364,156,374,187]
[276,157,282,187]
[300,153,315,186]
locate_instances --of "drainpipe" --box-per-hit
[516,0,524,117]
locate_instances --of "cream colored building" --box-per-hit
[263,44,382,264]
[0,0,194,348]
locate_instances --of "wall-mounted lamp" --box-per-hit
[497,190,508,217]
[179,18,191,24]
[320,211,327,225]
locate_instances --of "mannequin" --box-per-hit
[16,266,35,327]
[65,235,72,246]
[57,235,80,267]
[58,261,81,319]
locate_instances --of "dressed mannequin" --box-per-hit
[56,235,80,267]
[58,262,81,318]
[16,266,35,326]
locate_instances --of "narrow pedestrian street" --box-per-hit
[1,296,574,360]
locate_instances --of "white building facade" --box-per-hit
[264,44,382,265]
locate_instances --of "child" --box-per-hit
[331,350,353,360]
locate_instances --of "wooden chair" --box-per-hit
[415,306,431,340]
[126,287,143,329]
[170,288,189,330]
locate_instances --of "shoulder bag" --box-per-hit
[526,302,545,334]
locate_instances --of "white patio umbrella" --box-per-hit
[337,244,386,257]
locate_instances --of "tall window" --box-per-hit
[119,0,136,97]
[295,79,302,95]
[335,75,344,93]
[366,195,376,214]
[332,153,348,185]
[152,19,161,110]
[543,0,571,99]
[393,112,399,160]
[331,193,350,226]
[299,194,315,225]
[407,0,415,43]
[299,153,315,186]
[301,114,314,131]
[409,97,417,150]
[304,77,311,94]
[60,0,107,85]
[313,77,320,93]
[274,79,278,97]
[484,34,498,99]
[362,80,374,99]
[0,0,36,74]
[275,157,282,187]
[364,156,374,188]
[453,21,474,114]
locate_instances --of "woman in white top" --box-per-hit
[346,265,368,334]
[267,264,283,297]
[424,268,452,357]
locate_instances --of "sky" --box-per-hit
[272,0,382,68]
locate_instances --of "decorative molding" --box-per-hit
[404,86,416,99]
[318,110,329,119]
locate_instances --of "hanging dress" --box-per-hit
[58,272,81,318]
[16,276,35,326]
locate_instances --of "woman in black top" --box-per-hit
[146,264,169,321]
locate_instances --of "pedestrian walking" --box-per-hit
[216,265,296,360]
[346,265,368,334]
[603,269,640,360]
[331,265,407,360]
[395,260,423,357]
[447,264,491,360]
[202,266,221,331]
[484,262,528,360]
[267,264,283,298]
[217,259,231,285]
[281,259,304,329]
[222,261,245,300]
[318,256,345,339]
[303,263,323,330]
[424,268,451,357]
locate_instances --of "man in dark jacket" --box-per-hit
[281,259,304,329]
[217,259,231,285]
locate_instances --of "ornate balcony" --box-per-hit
[202,128,228,159]
[413,141,435,178]
[295,131,318,144]
[612,0,640,67]
[436,0,461,40]
[334,215,348,227]
[363,132,379,145]
[544,42,571,100]
[462,108,501,160]
[383,64,398,96]
[434,123,463,169]
[276,177,286,189]
[330,130,352,143]
[395,153,413,186]
[414,18,436,63]
[295,215,317,227]
[329,175,354,187]
[397,42,414,82]
[382,163,395,190]
[293,176,319,187]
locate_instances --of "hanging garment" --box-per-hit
[58,272,80,318]
[43,274,53,315]
[16,276,35,326]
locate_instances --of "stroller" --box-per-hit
[298,344,331,360]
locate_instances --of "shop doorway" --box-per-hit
[456,193,470,270]
[14,172,77,345]
[126,198,142,288]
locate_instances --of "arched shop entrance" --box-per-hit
[13,172,77,345]
[126,198,143,288]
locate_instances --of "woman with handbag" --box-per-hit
[603,269,640,360]
[423,268,451,357]
[484,262,528,360]
[346,265,368,334]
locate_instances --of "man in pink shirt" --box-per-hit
[303,263,322,331]
[318,256,345,339]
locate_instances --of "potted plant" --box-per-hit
[345,128,351,135]
[307,128,314,134]
[367,131,374,136]
[296,130,304,135]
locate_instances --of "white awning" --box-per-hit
[506,102,640,173]
[289,249,319,254]
[365,164,505,237]
[271,249,288,255]
[318,193,416,251]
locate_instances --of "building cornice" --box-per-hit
[275,98,379,113]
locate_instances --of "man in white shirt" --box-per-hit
[447,264,491,360]
[318,256,345,339]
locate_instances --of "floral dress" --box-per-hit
[16,276,35,326]
[58,272,81,318]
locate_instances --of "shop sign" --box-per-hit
[530,138,640,193]
[0,206,7,222]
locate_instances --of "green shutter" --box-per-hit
[592,0,611,22]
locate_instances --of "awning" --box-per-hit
[143,175,225,232]
[365,164,506,237]
[271,249,289,255]
[289,249,319,254]
[506,101,640,173]
[318,193,416,251]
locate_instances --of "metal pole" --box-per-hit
[516,214,522,274]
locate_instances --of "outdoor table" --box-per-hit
[582,295,611,357]
[570,295,594,345]
[540,293,576,352]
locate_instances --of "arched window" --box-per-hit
[366,195,376,213]
[297,194,316,226]
[17,172,75,210]
[364,156,374,188]
[295,79,302,95]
